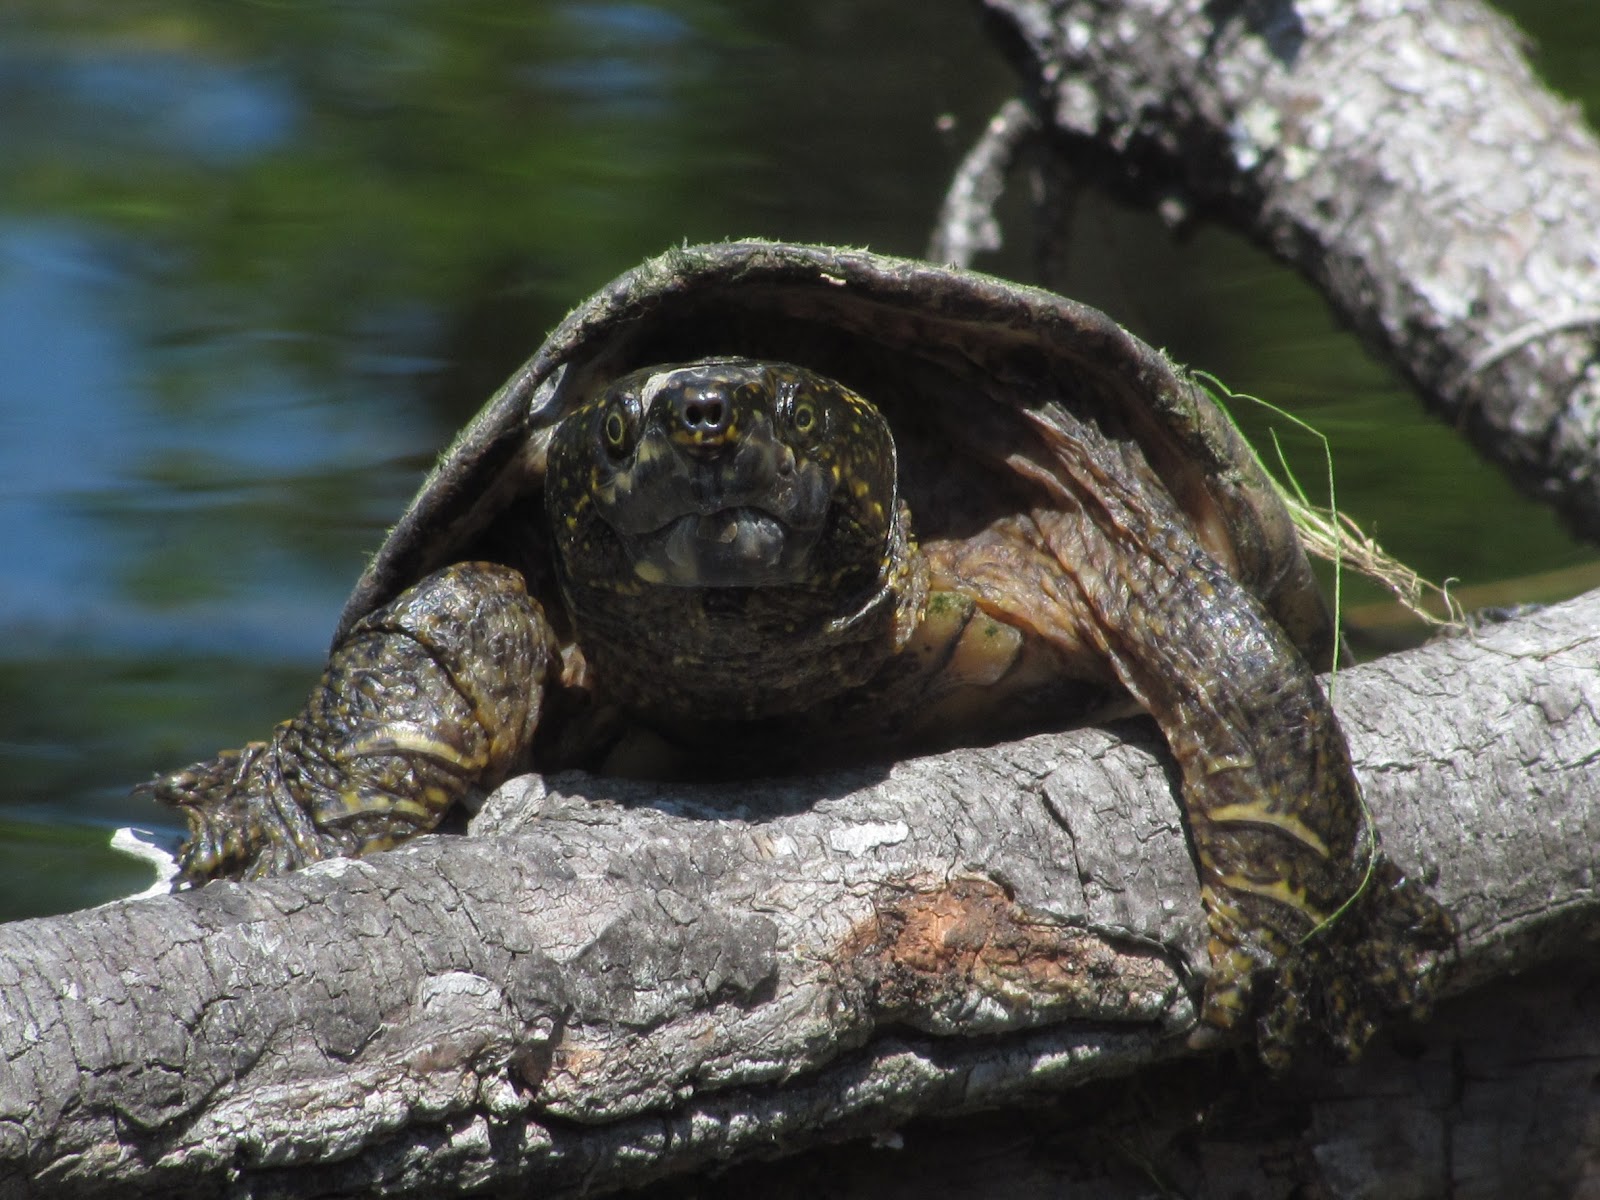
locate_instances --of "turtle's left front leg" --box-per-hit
[139,561,558,883]
[963,411,1455,1064]
[1041,502,1454,1065]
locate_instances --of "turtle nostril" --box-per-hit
[677,395,728,434]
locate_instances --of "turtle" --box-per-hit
[140,240,1452,1064]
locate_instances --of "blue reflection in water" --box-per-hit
[0,48,296,164]
[0,224,145,633]
[528,3,698,115]
[0,39,341,663]
[564,2,694,40]
[0,221,420,662]
[0,215,433,913]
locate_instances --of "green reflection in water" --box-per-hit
[0,820,155,920]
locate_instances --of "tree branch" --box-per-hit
[969,0,1600,538]
[927,98,1039,268]
[3,590,1595,1198]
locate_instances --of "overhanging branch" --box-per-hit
[971,0,1600,538]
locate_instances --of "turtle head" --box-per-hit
[549,359,902,596]
[546,358,925,718]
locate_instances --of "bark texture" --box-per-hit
[634,959,1600,1200]
[974,0,1600,537]
[1,590,1596,1199]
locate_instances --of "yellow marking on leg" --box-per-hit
[390,795,438,824]
[343,723,483,773]
[1200,885,1245,928]
[1199,753,1258,777]
[1217,873,1329,923]
[1203,947,1258,1003]
[337,790,435,825]
[1204,803,1331,857]
[335,789,437,825]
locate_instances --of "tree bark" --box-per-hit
[2,589,1595,1199]
[632,957,1600,1200]
[967,0,1600,539]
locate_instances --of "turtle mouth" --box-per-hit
[624,505,818,587]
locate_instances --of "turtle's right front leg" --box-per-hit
[140,561,558,884]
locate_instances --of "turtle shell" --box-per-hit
[334,240,1332,674]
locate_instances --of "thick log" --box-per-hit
[970,0,1600,538]
[1,589,1595,1198]
[628,958,1600,1200]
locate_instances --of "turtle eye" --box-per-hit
[790,397,819,437]
[602,407,631,456]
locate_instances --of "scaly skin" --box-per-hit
[993,397,1453,1063]
[145,561,555,881]
[145,357,1451,1064]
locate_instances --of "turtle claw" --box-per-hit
[1198,857,1457,1069]
[137,740,332,883]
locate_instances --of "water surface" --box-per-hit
[1,1,1593,917]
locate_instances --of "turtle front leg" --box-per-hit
[950,409,1455,1064]
[140,562,558,884]
[1050,512,1454,1065]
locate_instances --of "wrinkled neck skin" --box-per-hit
[564,500,927,726]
